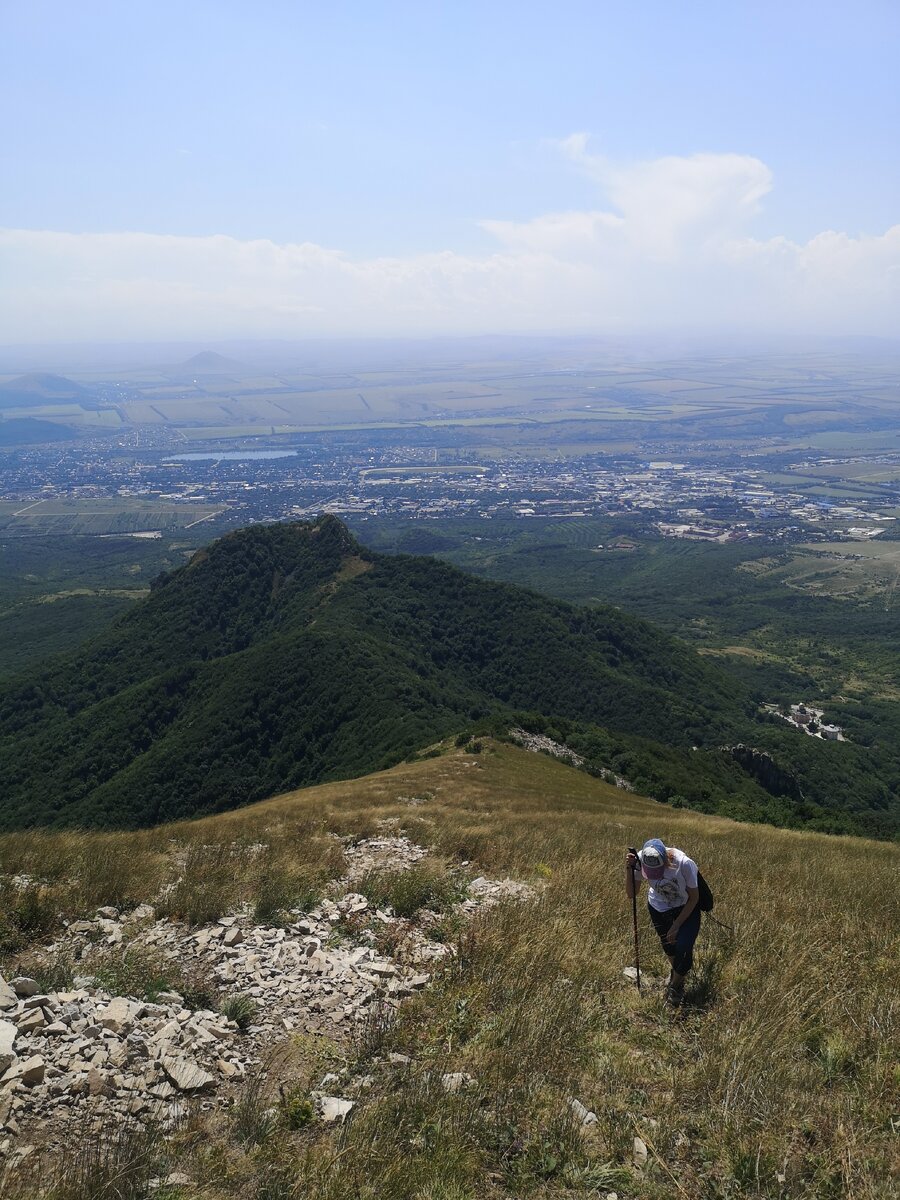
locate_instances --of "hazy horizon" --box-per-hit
[3,2,898,344]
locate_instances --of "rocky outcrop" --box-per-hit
[508,728,585,767]
[509,727,634,791]
[722,744,804,801]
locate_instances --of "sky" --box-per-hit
[2,0,899,343]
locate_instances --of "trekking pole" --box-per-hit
[628,847,642,993]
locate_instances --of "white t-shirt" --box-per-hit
[634,848,699,912]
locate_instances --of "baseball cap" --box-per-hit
[640,838,668,880]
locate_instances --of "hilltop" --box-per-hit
[0,373,85,408]
[0,741,895,1197]
[0,514,893,835]
[0,515,764,830]
[171,351,249,375]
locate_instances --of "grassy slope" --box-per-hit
[3,742,895,1198]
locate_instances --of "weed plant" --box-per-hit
[356,861,466,918]
[3,1120,167,1200]
[221,992,259,1030]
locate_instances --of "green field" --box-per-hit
[8,348,900,462]
[0,498,225,536]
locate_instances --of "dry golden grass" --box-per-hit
[1,741,898,1198]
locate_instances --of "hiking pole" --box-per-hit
[628,847,641,993]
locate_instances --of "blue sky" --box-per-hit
[2,1,899,340]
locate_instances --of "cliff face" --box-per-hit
[723,743,804,801]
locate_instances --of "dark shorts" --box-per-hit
[648,903,701,976]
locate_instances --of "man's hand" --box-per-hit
[665,924,681,945]
[625,850,638,869]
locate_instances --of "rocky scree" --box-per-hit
[0,836,532,1167]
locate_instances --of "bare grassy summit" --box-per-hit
[0,741,896,1199]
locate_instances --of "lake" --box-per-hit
[170,451,298,461]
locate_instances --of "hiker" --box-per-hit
[625,838,701,1005]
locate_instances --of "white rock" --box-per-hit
[10,979,38,999]
[23,995,53,1011]
[223,927,244,947]
[319,1096,355,1123]
[440,1072,474,1094]
[0,1020,17,1072]
[568,1097,598,1126]
[368,962,396,978]
[161,1057,215,1093]
[632,1136,649,1168]
[0,977,17,1012]
[97,998,143,1035]
[16,1009,46,1033]
[154,991,183,1006]
[20,1056,45,1087]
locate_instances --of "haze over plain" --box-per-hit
[2,0,899,343]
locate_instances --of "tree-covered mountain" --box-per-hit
[0,515,891,835]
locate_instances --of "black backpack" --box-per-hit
[697,871,714,913]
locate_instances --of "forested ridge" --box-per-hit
[0,515,893,835]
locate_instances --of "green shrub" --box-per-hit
[232,1068,277,1147]
[0,883,62,956]
[279,1084,315,1130]
[29,951,76,994]
[253,862,321,925]
[24,1121,165,1200]
[221,993,258,1031]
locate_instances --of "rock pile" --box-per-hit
[342,835,429,879]
[0,837,532,1162]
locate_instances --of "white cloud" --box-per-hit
[557,136,773,258]
[0,143,898,340]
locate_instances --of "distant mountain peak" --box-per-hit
[175,351,248,374]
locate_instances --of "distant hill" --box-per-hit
[171,351,249,376]
[0,373,86,409]
[0,515,765,830]
[0,516,891,835]
[0,417,76,444]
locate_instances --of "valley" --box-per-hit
[1,345,899,1196]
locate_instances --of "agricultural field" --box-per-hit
[0,498,224,537]
[6,346,900,456]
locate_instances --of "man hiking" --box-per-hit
[625,837,701,1006]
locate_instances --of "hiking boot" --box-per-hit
[665,982,685,1007]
